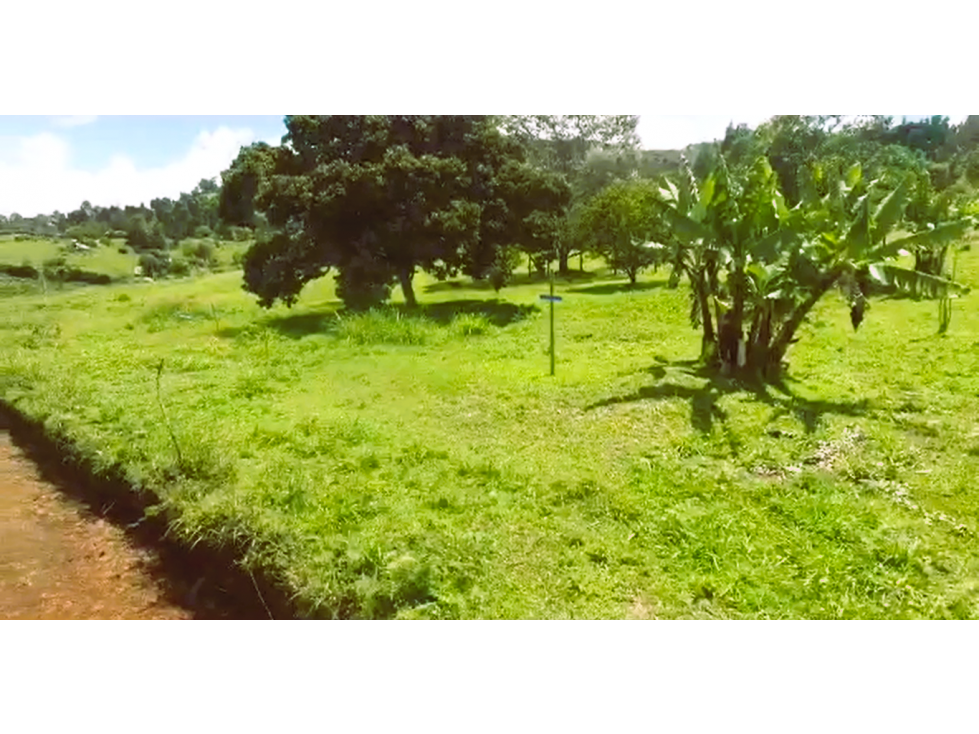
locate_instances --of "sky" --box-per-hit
[0,114,970,218]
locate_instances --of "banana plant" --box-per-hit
[758,165,972,373]
[657,155,806,372]
[656,155,973,380]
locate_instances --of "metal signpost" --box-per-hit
[540,276,562,376]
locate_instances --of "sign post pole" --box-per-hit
[549,275,555,376]
[540,270,562,377]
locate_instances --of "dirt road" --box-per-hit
[0,410,293,621]
[0,425,192,619]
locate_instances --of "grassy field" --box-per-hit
[2,234,979,618]
[0,234,250,283]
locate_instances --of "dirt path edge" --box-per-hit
[0,399,299,620]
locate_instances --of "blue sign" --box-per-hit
[540,295,563,302]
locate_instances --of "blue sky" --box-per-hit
[0,115,968,217]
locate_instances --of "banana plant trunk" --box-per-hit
[691,269,717,363]
[718,262,747,374]
[762,269,842,378]
[914,247,948,276]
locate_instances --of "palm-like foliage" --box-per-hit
[656,155,973,380]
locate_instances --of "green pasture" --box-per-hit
[2,236,979,618]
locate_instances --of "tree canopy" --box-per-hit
[574,178,667,284]
[234,115,556,309]
[500,115,642,273]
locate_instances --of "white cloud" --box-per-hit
[51,115,99,128]
[0,126,259,216]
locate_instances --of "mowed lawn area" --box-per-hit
[3,235,979,618]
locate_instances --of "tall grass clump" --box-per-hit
[335,309,439,346]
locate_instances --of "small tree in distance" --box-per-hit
[575,178,667,284]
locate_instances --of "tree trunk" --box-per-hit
[746,302,772,377]
[720,262,746,373]
[558,249,569,275]
[399,267,417,309]
[628,269,637,285]
[915,247,948,276]
[579,252,584,272]
[766,271,840,377]
[691,270,716,364]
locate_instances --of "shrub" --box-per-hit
[42,255,70,281]
[65,269,111,285]
[181,240,216,268]
[193,225,214,239]
[0,262,39,279]
[169,256,192,277]
[138,251,169,278]
[67,222,109,241]
[229,226,252,242]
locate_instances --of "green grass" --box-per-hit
[3,238,979,618]
[0,235,252,287]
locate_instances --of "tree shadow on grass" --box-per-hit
[218,299,538,339]
[587,357,871,438]
[217,311,343,340]
[422,270,600,294]
[264,312,342,339]
[566,279,669,296]
[419,299,539,327]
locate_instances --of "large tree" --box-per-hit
[235,115,535,309]
[220,142,284,228]
[495,159,572,278]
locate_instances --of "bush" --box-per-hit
[169,255,192,277]
[193,225,214,239]
[42,255,70,281]
[0,262,39,279]
[65,269,111,285]
[181,240,216,268]
[36,255,110,285]
[67,222,109,241]
[229,226,253,242]
[214,221,232,240]
[138,251,169,279]
[127,217,169,252]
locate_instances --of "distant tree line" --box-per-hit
[4,115,976,303]
[0,177,256,279]
[0,178,246,249]
[218,115,979,311]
